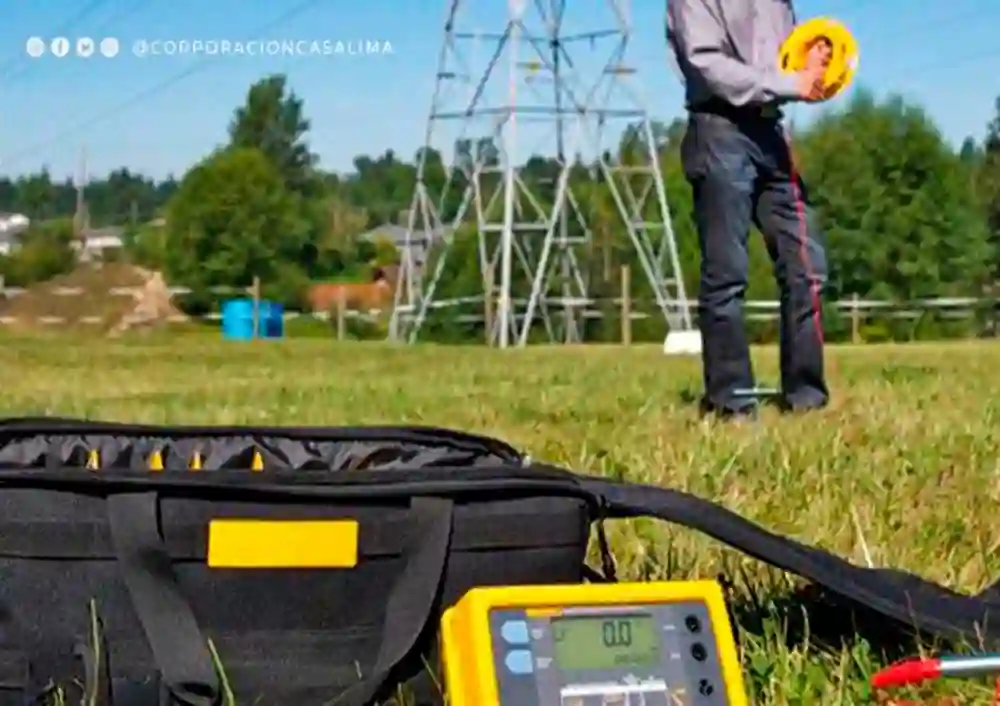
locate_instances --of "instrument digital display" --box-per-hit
[551,614,660,670]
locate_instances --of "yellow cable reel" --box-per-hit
[779,17,859,100]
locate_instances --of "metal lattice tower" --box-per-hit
[388,0,695,347]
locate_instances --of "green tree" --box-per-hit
[797,90,992,301]
[300,195,371,278]
[0,217,76,286]
[122,220,169,269]
[162,147,311,311]
[959,136,981,165]
[981,97,1000,278]
[0,170,175,227]
[228,74,319,198]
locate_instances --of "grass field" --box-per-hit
[3,336,1000,705]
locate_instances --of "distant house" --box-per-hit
[82,226,126,252]
[0,213,30,255]
[0,216,129,259]
[70,226,127,260]
[358,223,450,265]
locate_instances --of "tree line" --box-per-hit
[1,73,999,343]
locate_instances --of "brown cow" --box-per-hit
[307,267,396,315]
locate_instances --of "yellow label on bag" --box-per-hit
[207,519,358,568]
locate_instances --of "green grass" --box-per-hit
[3,336,1000,705]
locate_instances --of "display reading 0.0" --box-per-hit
[551,614,660,670]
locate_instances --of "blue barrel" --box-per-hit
[222,299,254,340]
[258,301,284,339]
[222,299,284,340]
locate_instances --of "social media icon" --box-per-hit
[25,37,46,58]
[99,37,120,58]
[77,37,95,57]
[50,37,70,58]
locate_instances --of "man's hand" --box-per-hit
[795,64,826,101]
[796,38,833,102]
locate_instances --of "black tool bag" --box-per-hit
[3,418,1000,706]
[0,418,599,706]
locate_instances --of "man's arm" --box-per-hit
[668,0,800,106]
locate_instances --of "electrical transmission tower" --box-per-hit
[388,0,698,350]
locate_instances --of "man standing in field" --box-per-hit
[667,0,832,418]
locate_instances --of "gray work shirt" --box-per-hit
[667,0,800,108]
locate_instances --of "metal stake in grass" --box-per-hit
[733,387,781,402]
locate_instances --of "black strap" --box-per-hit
[688,97,782,123]
[583,477,1000,645]
[336,496,454,706]
[107,493,220,706]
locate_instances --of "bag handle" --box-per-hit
[107,492,220,706]
[336,496,454,706]
[107,493,454,706]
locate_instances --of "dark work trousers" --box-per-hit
[681,109,829,413]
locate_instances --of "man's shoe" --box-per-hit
[776,395,828,414]
[699,397,759,421]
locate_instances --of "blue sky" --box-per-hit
[1,0,997,181]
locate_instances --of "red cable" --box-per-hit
[784,136,826,347]
[871,659,1000,705]
[871,659,942,689]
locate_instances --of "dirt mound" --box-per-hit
[0,263,187,334]
[108,270,189,336]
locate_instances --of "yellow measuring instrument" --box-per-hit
[441,580,747,706]
[779,17,859,99]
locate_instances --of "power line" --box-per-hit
[6,0,154,84]
[1,0,327,172]
[0,0,110,79]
